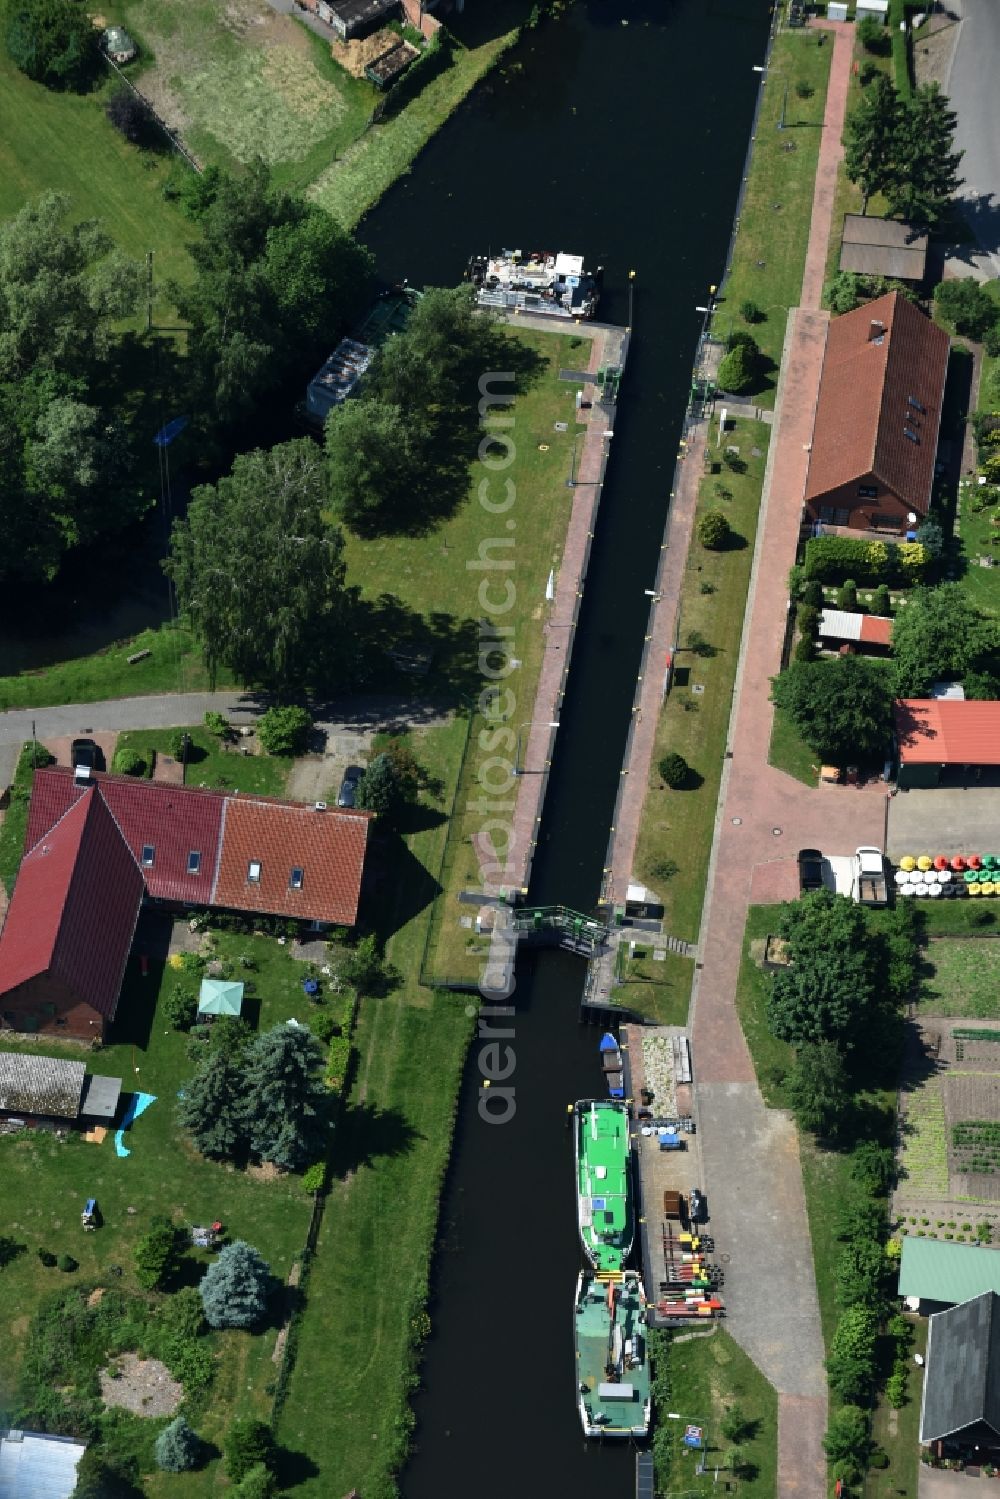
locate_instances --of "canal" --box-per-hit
[358,2,771,1492]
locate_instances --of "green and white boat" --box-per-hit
[574,1269,651,1439]
[574,1098,634,1272]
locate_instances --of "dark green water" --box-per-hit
[357,3,771,1492]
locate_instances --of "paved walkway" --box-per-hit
[800,20,854,312]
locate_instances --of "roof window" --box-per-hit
[903,427,920,444]
[187,850,202,875]
[141,844,155,867]
[247,860,262,883]
[908,395,925,413]
[290,867,304,890]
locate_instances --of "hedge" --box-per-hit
[803,535,926,585]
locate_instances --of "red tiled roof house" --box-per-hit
[0,768,373,1039]
[805,291,949,534]
[0,789,144,1040]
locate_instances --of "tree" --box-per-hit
[224,1419,276,1483]
[658,752,690,789]
[0,194,142,382]
[786,1042,853,1139]
[843,74,901,213]
[836,1236,889,1313]
[822,1405,870,1484]
[339,933,398,997]
[827,1307,879,1404]
[823,270,865,315]
[4,0,99,89]
[204,710,231,739]
[739,299,763,324]
[326,397,432,537]
[915,518,944,559]
[154,1417,201,1473]
[891,583,1000,697]
[134,1216,182,1291]
[721,1403,753,1444]
[886,83,963,226]
[178,1049,247,1159]
[698,510,731,549]
[851,1141,895,1196]
[112,748,145,776]
[57,1253,77,1272]
[357,752,406,823]
[716,341,757,395]
[257,705,312,756]
[165,440,354,692]
[766,891,874,1049]
[871,582,891,616]
[0,1235,25,1268]
[105,87,153,145]
[200,1241,272,1330]
[836,578,857,612]
[770,655,893,764]
[240,1025,330,1171]
[934,277,999,340]
[170,160,372,428]
[234,1464,276,1499]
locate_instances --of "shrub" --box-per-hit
[200,1240,272,1329]
[739,299,763,324]
[794,632,816,664]
[302,1161,327,1195]
[795,78,814,98]
[796,604,820,640]
[112,747,145,776]
[822,1404,870,1480]
[225,1419,275,1484]
[872,582,891,615]
[257,705,311,756]
[726,329,758,352]
[37,1248,57,1267]
[155,1416,202,1472]
[57,1254,77,1273]
[686,631,717,658]
[650,858,679,882]
[658,752,690,789]
[20,741,54,771]
[934,278,1000,341]
[982,452,1000,485]
[886,1371,907,1408]
[857,14,890,54]
[308,1009,342,1044]
[717,341,758,395]
[166,730,192,761]
[897,541,927,580]
[698,510,731,549]
[802,579,824,609]
[164,986,198,1031]
[824,271,865,315]
[804,535,891,584]
[204,710,231,738]
[722,450,747,474]
[134,1216,181,1291]
[837,578,858,611]
[915,518,944,559]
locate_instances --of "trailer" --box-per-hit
[826,846,889,906]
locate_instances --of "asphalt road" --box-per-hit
[947,0,1000,273]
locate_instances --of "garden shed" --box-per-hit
[101,26,137,63]
[197,978,245,1018]
[0,1430,86,1499]
[839,215,928,282]
[895,699,1000,788]
[920,1291,1000,1456]
[0,1053,120,1127]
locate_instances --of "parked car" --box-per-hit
[71,738,104,772]
[337,765,364,809]
[797,847,824,893]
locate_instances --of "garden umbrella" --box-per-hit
[197,979,245,1017]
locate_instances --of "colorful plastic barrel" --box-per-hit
[965,869,980,884]
[901,855,917,872]
[969,883,982,897]
[969,854,983,870]
[934,855,950,871]
[951,856,966,872]
[917,855,933,872]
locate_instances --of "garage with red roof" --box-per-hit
[895,699,1000,787]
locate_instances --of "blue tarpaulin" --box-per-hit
[153,415,189,447]
[114,1091,157,1157]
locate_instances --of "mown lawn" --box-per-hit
[733,906,794,1108]
[0,626,223,712]
[613,948,694,1026]
[0,744,33,896]
[867,1314,925,1499]
[114,725,292,799]
[717,30,832,403]
[917,938,1000,1017]
[352,325,589,988]
[0,52,193,317]
[309,28,516,227]
[274,989,473,1499]
[0,925,319,1476]
[768,702,818,786]
[632,420,771,950]
[657,1328,779,1496]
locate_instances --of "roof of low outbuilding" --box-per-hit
[819,608,893,647]
[920,1291,1000,1443]
[0,1053,86,1119]
[0,1430,87,1499]
[898,1236,1000,1303]
[839,215,929,281]
[895,699,1000,766]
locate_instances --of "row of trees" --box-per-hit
[844,76,962,226]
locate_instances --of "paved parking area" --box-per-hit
[888,787,1000,857]
[921,1467,984,1497]
[40,732,118,773]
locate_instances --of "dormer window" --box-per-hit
[141,845,155,868]
[187,850,202,875]
[290,867,304,890]
[247,860,262,883]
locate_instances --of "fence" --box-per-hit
[101,54,202,173]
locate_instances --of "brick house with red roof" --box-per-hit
[805,291,949,533]
[0,768,373,1039]
[0,789,144,1040]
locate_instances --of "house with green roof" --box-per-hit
[899,1237,1000,1310]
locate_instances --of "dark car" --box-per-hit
[337,765,364,809]
[797,847,824,893]
[71,738,104,772]
[689,1187,705,1224]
